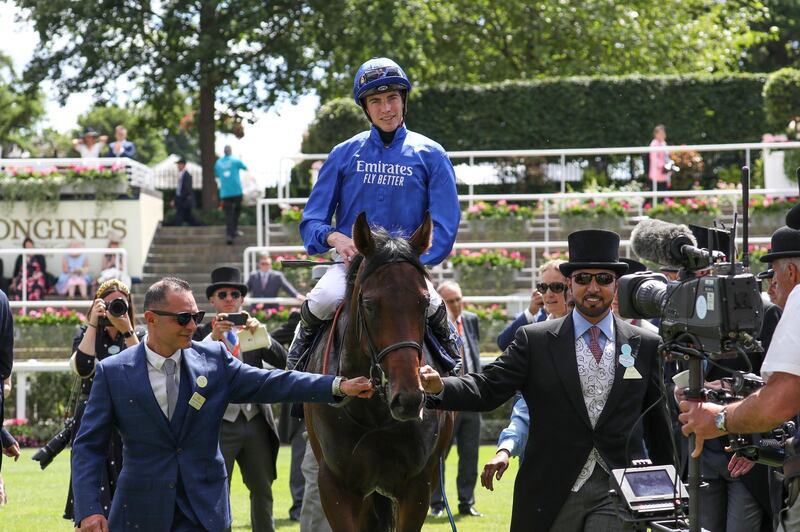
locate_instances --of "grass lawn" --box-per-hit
[1,445,517,531]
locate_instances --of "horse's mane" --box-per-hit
[345,227,429,299]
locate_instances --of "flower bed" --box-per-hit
[558,198,628,234]
[747,245,771,276]
[465,200,537,241]
[0,164,128,208]
[13,308,85,359]
[450,249,524,294]
[464,303,510,353]
[644,197,721,226]
[279,206,304,244]
[748,196,798,235]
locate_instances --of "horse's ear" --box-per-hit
[352,211,375,256]
[408,212,433,256]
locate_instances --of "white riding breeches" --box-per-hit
[306,263,443,320]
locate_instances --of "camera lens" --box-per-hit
[107,298,128,318]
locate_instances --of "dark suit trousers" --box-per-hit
[431,411,481,508]
[548,467,622,532]
[288,426,305,517]
[223,195,243,238]
[220,414,276,532]
[175,204,200,226]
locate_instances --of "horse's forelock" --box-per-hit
[346,228,428,299]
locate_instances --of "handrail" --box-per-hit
[0,247,127,313]
[10,360,71,421]
[0,156,156,190]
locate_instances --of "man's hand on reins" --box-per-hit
[327,231,359,268]
[419,365,444,394]
[341,376,375,398]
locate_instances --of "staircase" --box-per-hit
[132,225,261,314]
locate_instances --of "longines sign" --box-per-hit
[0,217,128,241]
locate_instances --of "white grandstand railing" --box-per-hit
[11,360,71,421]
[0,156,156,190]
[256,188,797,248]
[273,140,800,199]
[0,248,127,313]
[242,237,773,308]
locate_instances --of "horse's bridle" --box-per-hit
[354,260,426,398]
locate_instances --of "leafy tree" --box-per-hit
[740,0,800,72]
[25,127,73,158]
[0,52,44,156]
[19,0,321,210]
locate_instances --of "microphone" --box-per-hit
[630,219,716,269]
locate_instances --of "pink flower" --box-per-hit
[467,205,480,214]
[497,199,507,206]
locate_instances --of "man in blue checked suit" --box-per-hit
[72,277,373,532]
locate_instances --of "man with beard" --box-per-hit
[420,229,674,532]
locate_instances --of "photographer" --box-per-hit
[63,279,140,522]
[679,224,800,531]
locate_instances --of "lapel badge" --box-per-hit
[196,375,208,388]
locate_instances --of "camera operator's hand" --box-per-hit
[88,299,107,327]
[244,312,261,334]
[419,365,444,394]
[79,514,109,532]
[105,308,133,338]
[481,450,510,491]
[678,400,725,458]
[211,314,235,341]
[3,442,20,461]
[727,454,756,478]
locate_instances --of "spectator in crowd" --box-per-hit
[214,146,248,245]
[56,241,91,299]
[193,267,287,532]
[497,259,568,351]
[0,288,14,474]
[106,125,136,159]
[10,237,49,301]
[246,255,303,308]
[0,375,20,506]
[96,231,131,288]
[0,258,6,294]
[71,277,372,532]
[430,280,483,518]
[648,124,672,190]
[483,262,571,492]
[172,157,201,227]
[64,279,141,523]
[72,128,108,159]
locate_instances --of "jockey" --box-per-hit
[288,57,462,369]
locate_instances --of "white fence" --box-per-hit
[0,156,156,190]
[11,360,71,421]
[0,247,128,312]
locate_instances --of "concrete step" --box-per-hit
[156,225,259,236]
[143,262,243,274]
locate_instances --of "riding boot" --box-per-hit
[287,301,326,371]
[427,302,462,365]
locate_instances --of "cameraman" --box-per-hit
[680,225,800,531]
[64,279,140,523]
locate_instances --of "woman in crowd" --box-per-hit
[56,241,91,299]
[63,279,141,523]
[10,237,48,301]
[481,260,570,490]
[72,127,108,159]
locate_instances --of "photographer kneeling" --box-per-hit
[64,279,141,523]
[680,225,800,531]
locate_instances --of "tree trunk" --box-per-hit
[198,82,217,212]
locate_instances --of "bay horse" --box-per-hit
[305,212,455,532]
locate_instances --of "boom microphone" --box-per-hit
[631,219,697,268]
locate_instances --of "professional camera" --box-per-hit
[618,219,763,359]
[31,416,75,470]
[98,297,128,327]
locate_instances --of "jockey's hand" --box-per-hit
[79,514,109,532]
[327,232,359,268]
[419,365,444,394]
[340,376,374,398]
[481,450,510,491]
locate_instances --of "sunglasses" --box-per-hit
[571,272,616,286]
[215,291,241,300]
[359,67,402,88]
[150,309,205,326]
[536,282,566,294]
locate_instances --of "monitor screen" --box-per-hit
[625,469,676,498]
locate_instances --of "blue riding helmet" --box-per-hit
[352,57,412,105]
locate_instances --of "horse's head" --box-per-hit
[350,211,433,421]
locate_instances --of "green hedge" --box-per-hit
[763,68,800,129]
[305,74,769,152]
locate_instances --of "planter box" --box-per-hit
[476,318,509,353]
[14,323,80,359]
[454,265,519,295]
[469,217,528,242]
[559,213,625,234]
[653,212,718,227]
[749,211,788,236]
[280,221,303,245]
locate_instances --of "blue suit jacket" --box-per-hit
[71,340,335,531]
[496,309,546,351]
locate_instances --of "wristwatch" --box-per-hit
[121,330,135,339]
[714,407,728,433]
[332,376,346,397]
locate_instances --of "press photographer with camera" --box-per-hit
[61,279,140,523]
[679,222,800,532]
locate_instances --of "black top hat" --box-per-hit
[206,267,248,299]
[659,265,680,273]
[760,226,800,262]
[559,230,629,277]
[787,203,800,230]
[620,258,647,274]
[688,224,731,255]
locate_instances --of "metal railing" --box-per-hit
[0,247,128,313]
[256,188,797,249]
[0,156,156,190]
[272,140,800,199]
[11,360,71,421]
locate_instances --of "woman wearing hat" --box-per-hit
[72,127,108,159]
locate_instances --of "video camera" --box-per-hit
[610,460,690,532]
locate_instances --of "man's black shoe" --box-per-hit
[430,507,444,518]
[458,504,482,517]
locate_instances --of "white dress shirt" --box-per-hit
[144,340,183,418]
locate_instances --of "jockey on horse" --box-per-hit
[287,57,462,369]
